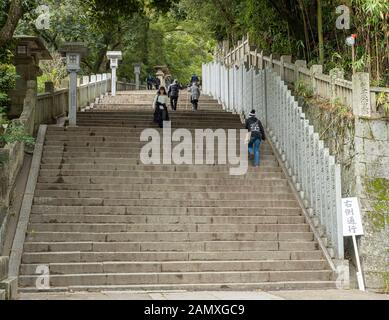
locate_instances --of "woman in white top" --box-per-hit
[153,86,170,128]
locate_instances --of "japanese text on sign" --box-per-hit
[342,197,364,236]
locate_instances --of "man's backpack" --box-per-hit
[249,119,262,139]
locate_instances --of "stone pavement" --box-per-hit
[17,289,389,300]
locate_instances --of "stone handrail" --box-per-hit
[117,81,147,91]
[221,36,388,117]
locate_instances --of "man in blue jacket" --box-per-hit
[245,110,266,167]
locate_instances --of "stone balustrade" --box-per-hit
[203,61,344,260]
[221,36,388,117]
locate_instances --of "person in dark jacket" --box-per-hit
[146,74,154,90]
[154,77,161,90]
[245,110,266,167]
[168,79,180,111]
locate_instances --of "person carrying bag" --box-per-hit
[153,86,170,128]
[244,110,266,167]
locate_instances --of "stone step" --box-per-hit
[38,165,280,173]
[94,100,221,105]
[29,214,305,225]
[42,147,276,156]
[76,119,243,126]
[44,136,266,143]
[44,137,266,145]
[41,152,278,161]
[37,170,284,179]
[77,113,240,119]
[35,183,289,193]
[21,250,324,263]
[37,176,286,186]
[25,231,315,243]
[17,281,337,292]
[33,190,295,201]
[20,260,330,275]
[45,129,255,137]
[38,171,285,187]
[45,142,273,149]
[75,118,240,124]
[27,223,310,233]
[23,240,318,254]
[31,205,302,216]
[32,198,299,208]
[76,123,245,129]
[90,105,222,111]
[18,270,334,287]
[40,157,278,166]
[48,126,253,133]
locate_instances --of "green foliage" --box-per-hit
[37,52,67,93]
[375,92,389,116]
[294,79,313,99]
[0,106,35,149]
[0,63,17,112]
[141,11,214,83]
[366,178,389,231]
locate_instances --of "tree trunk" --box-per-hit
[317,0,324,65]
[0,0,23,47]
[375,30,380,83]
[298,0,310,61]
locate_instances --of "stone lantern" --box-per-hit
[107,51,122,96]
[9,36,52,118]
[59,42,88,127]
[154,65,170,88]
[133,63,141,90]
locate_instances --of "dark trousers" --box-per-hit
[147,82,153,90]
[154,104,169,128]
[170,96,178,110]
[191,99,198,110]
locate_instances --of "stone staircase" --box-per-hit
[18,90,336,292]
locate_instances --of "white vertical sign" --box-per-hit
[341,197,365,291]
[342,197,364,236]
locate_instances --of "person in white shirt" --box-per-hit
[153,86,170,128]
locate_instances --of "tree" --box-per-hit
[317,0,324,65]
[0,0,23,48]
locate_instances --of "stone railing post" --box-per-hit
[44,81,54,93]
[90,75,96,103]
[280,55,292,81]
[269,54,273,69]
[310,65,323,96]
[44,82,54,121]
[329,68,344,106]
[352,72,371,117]
[237,41,242,62]
[294,60,307,82]
[102,73,107,95]
[96,74,102,98]
[258,51,264,70]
